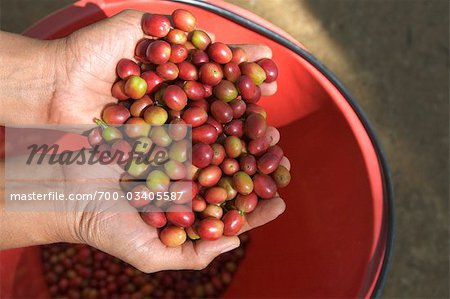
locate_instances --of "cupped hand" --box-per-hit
[54,156,287,273]
[35,9,285,272]
[49,10,276,124]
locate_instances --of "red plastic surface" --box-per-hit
[1,0,387,298]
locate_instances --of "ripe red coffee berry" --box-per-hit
[253,173,277,199]
[198,165,222,187]
[223,63,241,82]
[235,193,258,213]
[236,75,257,102]
[199,62,223,86]
[266,145,284,160]
[169,44,189,63]
[190,49,210,65]
[192,124,218,144]
[166,205,195,228]
[220,158,240,176]
[182,107,208,127]
[247,85,262,103]
[135,38,152,63]
[163,85,188,111]
[156,62,179,81]
[224,119,244,137]
[141,71,163,94]
[177,61,198,81]
[141,205,167,228]
[172,9,197,32]
[111,80,129,100]
[257,58,278,83]
[192,195,207,212]
[130,95,153,117]
[248,136,270,156]
[102,104,130,125]
[257,153,281,174]
[183,81,205,100]
[116,59,140,79]
[160,226,187,247]
[230,99,246,118]
[207,42,232,64]
[198,218,224,240]
[192,143,214,168]
[206,116,222,134]
[204,186,228,204]
[142,14,171,37]
[244,113,267,139]
[146,40,171,64]
[210,100,233,123]
[239,154,257,175]
[211,143,226,165]
[124,76,147,99]
[222,210,244,236]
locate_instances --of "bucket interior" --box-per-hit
[1,0,388,298]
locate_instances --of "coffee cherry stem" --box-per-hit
[94,118,109,129]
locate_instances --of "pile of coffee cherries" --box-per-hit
[88,9,291,247]
[42,234,249,299]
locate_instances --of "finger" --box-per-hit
[239,197,286,234]
[108,9,146,40]
[229,44,272,61]
[206,31,215,43]
[260,81,277,96]
[153,236,240,271]
[280,156,291,171]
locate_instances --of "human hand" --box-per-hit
[0,9,285,273]
[48,10,276,124]
[57,157,287,272]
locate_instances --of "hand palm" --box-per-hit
[51,10,145,124]
[62,158,286,272]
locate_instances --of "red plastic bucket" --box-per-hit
[0,0,394,298]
